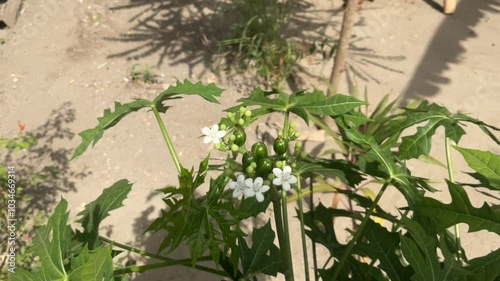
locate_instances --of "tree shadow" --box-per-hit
[105,0,341,83]
[2,102,91,212]
[400,0,500,105]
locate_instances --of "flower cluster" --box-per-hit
[229,175,269,202]
[228,166,297,202]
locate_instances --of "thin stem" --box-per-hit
[113,260,227,277]
[445,137,462,261]
[331,182,389,281]
[272,188,293,281]
[282,189,295,280]
[284,111,290,139]
[100,236,225,277]
[296,178,310,281]
[152,105,183,174]
[310,178,319,281]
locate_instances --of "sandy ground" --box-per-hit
[1,0,499,280]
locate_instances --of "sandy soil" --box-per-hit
[1,0,499,280]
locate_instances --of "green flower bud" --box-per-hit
[231,144,239,152]
[227,112,233,118]
[246,166,254,174]
[214,143,222,150]
[245,110,252,117]
[230,135,236,141]
[290,122,296,129]
[220,124,227,130]
[238,118,245,126]
[294,132,301,138]
[275,161,283,168]
[239,106,246,113]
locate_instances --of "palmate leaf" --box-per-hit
[234,88,365,124]
[400,217,450,281]
[417,181,500,235]
[75,179,133,249]
[153,80,224,112]
[398,120,439,160]
[69,245,114,281]
[356,220,414,281]
[454,146,500,190]
[13,199,72,281]
[451,248,500,281]
[238,221,281,278]
[72,99,153,159]
[148,170,240,269]
[302,203,346,257]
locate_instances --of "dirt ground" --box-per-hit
[1,0,499,280]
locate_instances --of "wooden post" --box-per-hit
[443,0,457,14]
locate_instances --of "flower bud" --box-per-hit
[231,144,239,152]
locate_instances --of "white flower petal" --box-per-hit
[283,165,292,174]
[282,182,291,191]
[237,174,246,183]
[254,177,264,187]
[244,188,255,197]
[273,178,283,186]
[202,127,211,135]
[273,168,283,177]
[244,178,254,188]
[260,185,270,193]
[288,175,298,184]
[216,130,226,138]
[228,181,237,189]
[203,136,212,143]
[212,138,221,144]
[211,124,219,132]
[233,189,242,198]
[256,192,264,202]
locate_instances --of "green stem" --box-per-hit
[113,260,227,277]
[310,178,319,281]
[331,182,389,281]
[296,178,310,281]
[445,137,462,261]
[100,236,225,277]
[281,189,295,280]
[284,111,290,139]
[272,187,293,281]
[152,105,183,174]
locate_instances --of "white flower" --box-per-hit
[245,177,269,202]
[228,174,246,199]
[272,165,297,191]
[202,124,226,144]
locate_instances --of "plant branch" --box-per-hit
[331,181,389,280]
[152,105,183,174]
[445,137,462,261]
[281,189,294,280]
[296,178,311,281]
[272,187,293,281]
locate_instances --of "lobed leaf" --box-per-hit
[72,99,153,159]
[153,80,224,112]
[75,179,133,249]
[454,146,500,190]
[417,181,500,235]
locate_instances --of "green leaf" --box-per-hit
[153,80,224,112]
[238,196,271,219]
[417,181,500,235]
[75,179,133,249]
[299,94,366,116]
[239,221,281,277]
[357,220,414,280]
[302,203,346,257]
[343,111,373,127]
[443,120,466,144]
[237,88,288,111]
[400,217,445,281]
[320,256,388,281]
[72,99,152,159]
[452,248,500,281]
[454,146,500,190]
[16,199,73,280]
[398,121,439,160]
[69,245,114,281]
